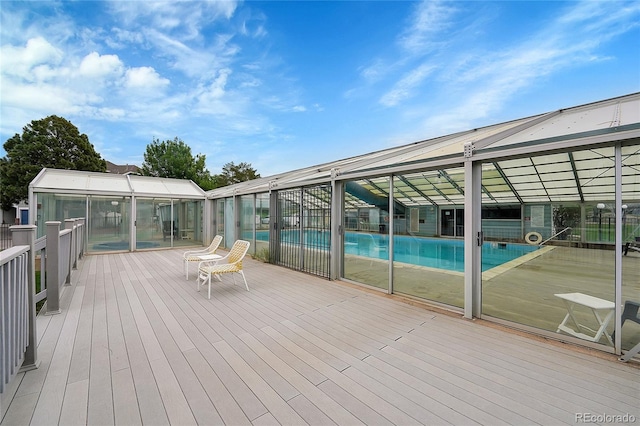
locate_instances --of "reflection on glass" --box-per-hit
[481,147,619,347]
[216,199,225,245]
[136,198,171,249]
[87,196,131,252]
[172,199,203,247]
[343,178,390,291]
[35,193,87,238]
[391,172,464,307]
[255,193,270,259]
[240,195,255,254]
[621,144,640,351]
[224,197,235,247]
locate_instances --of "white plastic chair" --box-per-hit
[197,240,250,299]
[183,235,223,279]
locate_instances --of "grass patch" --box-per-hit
[255,247,270,263]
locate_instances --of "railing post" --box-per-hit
[10,225,40,371]
[72,219,80,268]
[64,219,74,285]
[78,218,85,258]
[46,222,62,314]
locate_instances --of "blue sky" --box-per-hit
[1,1,639,178]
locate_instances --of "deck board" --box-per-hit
[1,248,639,426]
[58,379,88,426]
[407,322,640,411]
[30,286,84,425]
[87,256,114,426]
[113,264,170,426]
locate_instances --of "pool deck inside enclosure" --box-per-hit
[345,245,640,351]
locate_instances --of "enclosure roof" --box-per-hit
[207,92,640,204]
[30,168,206,198]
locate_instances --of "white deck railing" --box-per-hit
[0,219,85,408]
[0,246,29,395]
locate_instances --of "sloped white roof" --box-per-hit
[30,168,205,198]
[207,92,640,205]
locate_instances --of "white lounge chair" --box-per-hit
[183,235,223,279]
[197,239,250,299]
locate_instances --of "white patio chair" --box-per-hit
[197,239,250,299]
[183,235,223,279]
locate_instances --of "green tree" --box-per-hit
[0,115,107,210]
[141,137,215,190]
[216,161,260,187]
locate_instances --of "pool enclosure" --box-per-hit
[206,93,640,356]
[29,168,207,253]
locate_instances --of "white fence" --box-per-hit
[0,219,85,413]
[0,246,29,395]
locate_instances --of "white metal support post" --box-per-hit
[388,175,394,294]
[233,191,240,245]
[614,144,622,355]
[64,219,75,284]
[298,189,304,271]
[269,189,278,264]
[251,194,257,248]
[130,197,137,251]
[464,144,482,319]
[330,178,344,281]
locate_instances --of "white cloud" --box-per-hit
[108,1,239,39]
[0,37,63,79]
[398,0,458,54]
[292,105,306,112]
[379,63,435,107]
[105,28,145,49]
[360,58,388,84]
[124,66,170,89]
[350,0,456,105]
[419,0,640,134]
[78,51,124,79]
[198,68,232,102]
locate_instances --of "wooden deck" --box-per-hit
[1,248,639,425]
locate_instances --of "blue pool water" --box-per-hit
[252,230,538,272]
[92,241,159,251]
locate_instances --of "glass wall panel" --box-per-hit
[88,196,131,252]
[482,147,616,348]
[216,199,225,245]
[392,171,464,308]
[172,199,203,247]
[240,195,255,255]
[255,193,270,260]
[224,197,235,247]
[156,200,175,244]
[343,177,389,291]
[136,198,171,249]
[35,193,87,238]
[621,145,640,352]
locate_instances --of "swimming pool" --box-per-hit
[345,233,538,272]
[91,240,159,251]
[254,230,538,272]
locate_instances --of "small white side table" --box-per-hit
[554,292,615,345]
